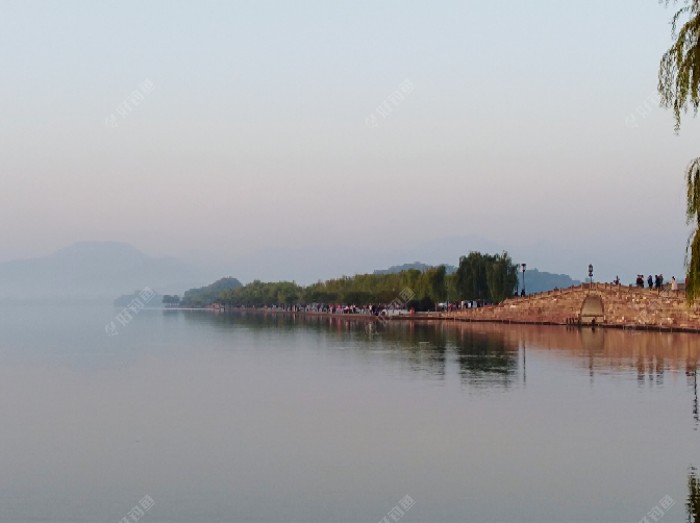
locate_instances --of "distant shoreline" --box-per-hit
[176,284,700,334]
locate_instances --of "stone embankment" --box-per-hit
[433,283,700,332]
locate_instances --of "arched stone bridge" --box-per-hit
[445,283,700,332]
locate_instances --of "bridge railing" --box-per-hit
[505,282,686,303]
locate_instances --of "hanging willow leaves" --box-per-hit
[658,0,700,300]
[686,158,700,298]
[658,0,700,132]
[688,466,700,522]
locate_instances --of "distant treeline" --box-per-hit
[178,277,242,307]
[178,252,522,310]
[219,266,447,311]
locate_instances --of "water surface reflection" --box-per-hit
[178,311,700,522]
[190,311,700,387]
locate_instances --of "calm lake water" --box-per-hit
[1,302,699,523]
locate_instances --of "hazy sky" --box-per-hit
[1,0,699,284]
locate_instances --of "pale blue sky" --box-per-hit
[1,0,698,283]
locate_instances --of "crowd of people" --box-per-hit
[253,300,486,316]
[266,303,406,316]
[633,274,679,291]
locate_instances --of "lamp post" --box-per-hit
[445,278,449,312]
[588,264,594,284]
[521,263,527,295]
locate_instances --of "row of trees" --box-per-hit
[202,251,519,309]
[220,280,304,308]
[217,268,446,309]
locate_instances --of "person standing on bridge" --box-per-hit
[672,276,678,292]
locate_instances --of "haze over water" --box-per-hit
[1,302,698,522]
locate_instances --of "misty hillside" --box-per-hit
[374,262,457,275]
[521,268,581,294]
[0,241,217,300]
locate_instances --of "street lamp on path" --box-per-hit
[588,264,594,284]
[521,263,527,296]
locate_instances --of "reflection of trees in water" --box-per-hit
[329,319,519,386]
[182,311,524,385]
[454,329,518,387]
[180,311,700,398]
[689,365,699,429]
[688,466,700,523]
[375,322,448,378]
[181,309,325,332]
[363,321,519,386]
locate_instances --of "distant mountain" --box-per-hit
[0,241,219,300]
[521,268,581,294]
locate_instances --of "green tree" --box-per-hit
[424,265,447,303]
[181,277,242,307]
[446,272,458,303]
[276,281,302,306]
[455,252,491,301]
[659,0,700,132]
[688,466,700,522]
[659,0,700,299]
[454,251,517,303]
[343,290,372,305]
[486,252,519,303]
[686,158,700,298]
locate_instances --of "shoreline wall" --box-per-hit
[438,283,700,332]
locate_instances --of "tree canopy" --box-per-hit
[454,252,519,303]
[218,270,438,308]
[180,277,242,307]
[658,0,700,132]
[658,0,700,299]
